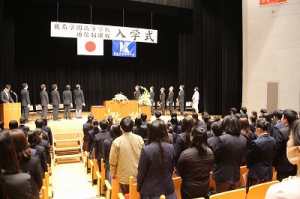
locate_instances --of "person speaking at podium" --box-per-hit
[0,84,14,103]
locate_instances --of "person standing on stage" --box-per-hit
[160,87,166,116]
[134,85,141,100]
[177,85,185,116]
[0,84,14,103]
[51,84,61,121]
[63,85,72,119]
[150,86,155,116]
[74,84,85,119]
[40,84,49,119]
[167,86,174,114]
[20,83,31,121]
[192,87,200,113]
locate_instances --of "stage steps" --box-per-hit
[53,132,83,165]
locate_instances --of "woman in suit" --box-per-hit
[0,131,39,199]
[63,84,72,119]
[137,120,176,199]
[74,84,85,118]
[213,115,247,193]
[178,127,214,199]
[247,118,276,187]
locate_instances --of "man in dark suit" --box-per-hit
[177,85,185,116]
[149,86,155,116]
[160,87,165,115]
[134,85,141,100]
[273,109,298,181]
[40,84,49,119]
[63,85,72,119]
[95,120,110,168]
[272,109,284,139]
[20,83,31,121]
[51,84,61,121]
[167,86,174,115]
[1,84,14,103]
[18,117,30,133]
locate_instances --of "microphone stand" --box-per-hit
[11,91,18,102]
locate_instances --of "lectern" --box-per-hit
[0,103,21,129]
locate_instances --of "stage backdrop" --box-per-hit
[1,0,242,116]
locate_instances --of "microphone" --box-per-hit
[10,90,17,96]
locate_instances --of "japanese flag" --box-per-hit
[77,38,104,56]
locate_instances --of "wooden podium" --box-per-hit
[0,103,21,129]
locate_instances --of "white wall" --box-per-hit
[243,0,300,113]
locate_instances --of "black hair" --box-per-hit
[120,117,134,132]
[260,108,267,114]
[139,125,148,139]
[273,109,283,120]
[202,113,210,123]
[35,118,44,128]
[141,113,147,121]
[234,113,242,120]
[191,127,208,155]
[92,120,99,135]
[283,109,298,124]
[134,117,142,128]
[211,121,223,136]
[27,130,38,147]
[222,115,241,136]
[256,118,268,131]
[250,116,256,123]
[170,111,177,117]
[251,111,258,119]
[230,107,237,114]
[100,120,108,130]
[239,118,252,138]
[241,107,247,114]
[87,114,94,123]
[107,115,113,125]
[289,119,300,146]
[207,119,216,131]
[155,111,162,118]
[109,124,122,140]
[0,121,4,130]
[263,113,272,126]
[42,118,48,126]
[9,120,18,130]
[19,117,26,124]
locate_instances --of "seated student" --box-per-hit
[18,117,30,133]
[27,130,48,173]
[207,121,223,153]
[95,120,110,168]
[0,131,39,199]
[9,120,18,130]
[133,117,142,135]
[9,129,43,190]
[141,113,149,126]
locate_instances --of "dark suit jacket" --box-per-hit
[38,139,51,165]
[63,90,72,105]
[134,89,141,100]
[18,125,30,133]
[273,126,297,172]
[273,120,285,139]
[21,89,31,106]
[160,92,165,104]
[213,134,247,183]
[178,90,184,102]
[94,130,110,160]
[20,157,43,190]
[74,89,85,109]
[51,90,61,105]
[150,91,155,102]
[0,90,14,103]
[30,145,48,173]
[167,91,174,103]
[40,90,49,106]
[247,133,276,180]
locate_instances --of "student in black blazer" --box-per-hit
[51,84,61,121]
[18,117,30,133]
[247,118,276,187]
[160,87,165,115]
[134,85,141,100]
[20,83,31,121]
[40,84,49,119]
[63,85,72,119]
[177,85,185,116]
[213,115,247,193]
[0,84,14,103]
[167,86,174,114]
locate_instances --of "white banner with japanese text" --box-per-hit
[51,21,157,44]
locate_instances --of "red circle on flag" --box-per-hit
[85,41,96,52]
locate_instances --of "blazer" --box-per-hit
[94,130,110,160]
[21,89,31,106]
[0,90,14,103]
[134,89,141,100]
[40,90,49,106]
[273,120,285,139]
[51,90,61,106]
[273,126,297,172]
[63,90,72,105]
[137,141,175,197]
[247,133,276,180]
[167,91,174,103]
[150,91,155,102]
[178,90,184,102]
[20,157,43,190]
[30,145,48,173]
[160,92,165,103]
[18,124,30,133]
[74,89,85,109]
[213,134,247,183]
[38,139,51,165]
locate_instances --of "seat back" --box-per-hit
[209,172,216,191]
[173,177,182,199]
[239,166,248,186]
[100,158,105,195]
[129,176,139,199]
[104,180,112,199]
[118,193,125,199]
[247,180,279,199]
[112,178,120,199]
[210,188,247,199]
[36,104,42,111]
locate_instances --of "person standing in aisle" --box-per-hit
[177,85,185,116]
[51,84,61,121]
[40,84,49,119]
[150,86,155,116]
[192,87,200,113]
[134,85,141,100]
[63,85,72,119]
[160,87,166,116]
[20,83,31,122]
[167,86,174,115]
[74,84,85,119]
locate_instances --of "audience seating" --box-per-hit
[96,171,102,197]
[40,186,47,199]
[239,166,249,187]
[124,176,139,199]
[100,158,106,195]
[173,176,182,199]
[210,188,247,199]
[247,180,279,199]
[99,180,112,199]
[118,193,125,199]
[209,172,216,191]
[85,151,91,173]
[112,178,120,199]
[43,172,53,199]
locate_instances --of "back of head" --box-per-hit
[263,113,272,124]
[170,117,178,126]
[202,113,210,123]
[0,131,20,172]
[256,118,269,131]
[107,115,113,125]
[260,108,267,115]
[148,120,165,143]
[35,118,44,128]
[222,115,241,136]
[110,124,122,140]
[0,121,4,130]
[192,112,198,120]
[27,130,39,147]
[120,117,134,132]
[66,85,71,90]
[211,121,223,136]
[239,118,250,131]
[250,115,256,123]
[283,109,298,124]
[92,119,99,131]
[139,125,148,139]
[87,114,94,123]
[182,117,194,133]
[141,113,147,121]
[155,111,162,118]
[273,109,283,120]
[230,107,237,115]
[19,117,26,124]
[170,111,177,118]
[100,120,108,130]
[251,111,258,119]
[241,107,247,114]
[9,120,18,130]
[135,117,142,127]
[9,129,31,163]
[235,113,242,120]
[191,127,208,155]
[207,119,217,131]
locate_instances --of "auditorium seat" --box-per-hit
[112,178,120,199]
[173,176,182,199]
[100,158,105,195]
[209,172,216,191]
[99,180,112,199]
[210,188,247,199]
[118,193,125,199]
[247,180,279,199]
[239,166,248,187]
